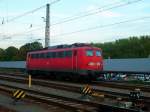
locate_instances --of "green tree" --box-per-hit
[5,46,19,61]
[19,41,43,60]
[93,35,150,58]
[0,48,5,61]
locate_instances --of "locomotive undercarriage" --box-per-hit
[27,69,101,82]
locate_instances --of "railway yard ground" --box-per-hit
[0,69,150,112]
[0,90,68,112]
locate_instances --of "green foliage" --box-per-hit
[0,41,43,61]
[19,42,43,60]
[0,36,150,60]
[0,48,5,61]
[5,46,19,61]
[93,35,150,59]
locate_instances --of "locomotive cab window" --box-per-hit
[86,50,93,56]
[96,50,101,56]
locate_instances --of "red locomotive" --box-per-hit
[26,43,103,81]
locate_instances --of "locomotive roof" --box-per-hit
[28,43,101,54]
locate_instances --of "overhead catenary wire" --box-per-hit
[0,0,60,26]
[1,0,142,27]
[5,0,143,38]
[3,16,150,44]
[51,0,143,26]
[0,0,146,44]
[5,16,150,39]
[0,4,46,25]
[50,16,150,38]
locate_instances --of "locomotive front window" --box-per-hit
[96,50,101,56]
[86,50,93,56]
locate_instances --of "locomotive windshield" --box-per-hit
[96,50,101,56]
[86,50,93,56]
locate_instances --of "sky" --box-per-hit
[0,0,149,49]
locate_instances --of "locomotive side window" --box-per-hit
[31,54,37,58]
[86,50,93,56]
[65,51,72,57]
[96,50,101,56]
[40,53,44,58]
[57,51,64,58]
[31,54,34,58]
[35,54,39,58]
[52,52,56,58]
[47,52,52,58]
[43,53,47,58]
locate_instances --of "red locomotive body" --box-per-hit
[26,43,103,80]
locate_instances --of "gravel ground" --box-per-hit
[0,105,16,112]
[0,91,68,112]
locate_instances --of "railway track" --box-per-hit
[0,72,150,97]
[0,90,67,112]
[0,80,140,112]
[94,81,150,92]
[1,71,150,91]
[0,84,98,112]
[0,72,149,111]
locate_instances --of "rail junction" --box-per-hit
[0,71,149,112]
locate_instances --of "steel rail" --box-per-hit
[0,83,140,112]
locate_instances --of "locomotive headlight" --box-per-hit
[97,62,100,66]
[88,62,95,66]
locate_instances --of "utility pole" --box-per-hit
[45,4,50,48]
[45,0,60,48]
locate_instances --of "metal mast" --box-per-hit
[45,4,50,48]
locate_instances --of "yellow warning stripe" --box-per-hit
[13,90,20,97]
[85,87,90,94]
[21,93,26,98]
[16,91,24,98]
[83,86,88,93]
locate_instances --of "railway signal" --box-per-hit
[12,89,26,105]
